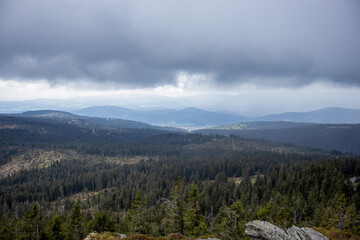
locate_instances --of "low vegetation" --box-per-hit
[313,227,360,240]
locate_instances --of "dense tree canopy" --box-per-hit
[0,116,359,239]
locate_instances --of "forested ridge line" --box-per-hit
[1,116,359,239]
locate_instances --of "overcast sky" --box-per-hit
[0,0,359,114]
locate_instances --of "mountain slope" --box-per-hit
[4,106,360,128]
[13,110,177,131]
[195,123,360,155]
[258,107,360,123]
[212,121,316,130]
[18,110,77,118]
[74,106,249,127]
[75,106,360,128]
[0,115,169,146]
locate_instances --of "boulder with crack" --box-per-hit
[245,220,328,240]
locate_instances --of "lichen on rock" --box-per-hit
[84,232,126,240]
[245,220,328,240]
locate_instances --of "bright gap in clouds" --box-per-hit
[0,73,275,101]
[1,76,360,116]
[0,79,116,100]
[0,72,214,100]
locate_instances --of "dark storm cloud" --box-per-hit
[0,0,359,88]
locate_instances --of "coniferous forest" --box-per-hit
[0,116,360,239]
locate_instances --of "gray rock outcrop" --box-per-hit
[245,220,328,240]
[84,232,126,240]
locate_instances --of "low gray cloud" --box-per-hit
[0,0,359,88]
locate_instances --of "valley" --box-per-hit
[0,110,359,239]
[1,2,359,239]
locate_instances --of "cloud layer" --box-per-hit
[0,0,359,89]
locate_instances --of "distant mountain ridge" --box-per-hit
[257,107,360,123]
[195,124,360,155]
[212,121,316,130]
[74,106,249,128]
[9,110,178,132]
[73,106,360,127]
[2,107,360,129]
[18,110,77,118]
[3,109,360,155]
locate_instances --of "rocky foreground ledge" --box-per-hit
[245,220,328,240]
[84,221,328,240]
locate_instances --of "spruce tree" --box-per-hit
[161,198,176,235]
[257,202,274,222]
[172,178,186,234]
[49,214,65,240]
[215,200,246,240]
[275,207,292,229]
[344,204,360,234]
[184,183,208,237]
[333,193,347,230]
[127,190,149,234]
[92,211,115,233]
[0,216,19,240]
[20,203,46,240]
[68,199,84,240]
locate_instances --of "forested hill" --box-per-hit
[257,107,360,123]
[74,106,250,128]
[7,110,181,131]
[1,113,360,239]
[211,121,316,130]
[16,110,77,118]
[195,123,360,155]
[73,106,360,128]
[0,115,186,156]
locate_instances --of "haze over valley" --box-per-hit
[1,0,360,239]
